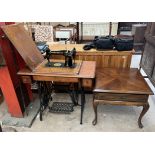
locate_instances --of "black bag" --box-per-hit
[83,42,95,50]
[114,38,133,51]
[93,36,114,50]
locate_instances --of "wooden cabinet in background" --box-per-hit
[76,51,132,69]
[49,44,133,69]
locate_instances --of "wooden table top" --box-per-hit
[18,61,96,79]
[94,68,153,95]
[48,43,134,54]
[34,59,82,75]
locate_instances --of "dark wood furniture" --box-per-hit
[92,68,153,128]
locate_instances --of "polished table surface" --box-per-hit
[92,68,153,128]
[18,61,96,79]
[48,43,135,53]
[94,68,153,95]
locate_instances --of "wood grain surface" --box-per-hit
[94,93,148,102]
[1,23,44,71]
[49,43,133,68]
[93,99,148,106]
[18,61,96,79]
[94,68,153,95]
[34,59,82,75]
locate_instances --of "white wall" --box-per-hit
[81,22,118,40]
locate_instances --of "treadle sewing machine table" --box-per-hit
[1,23,96,124]
[18,60,96,124]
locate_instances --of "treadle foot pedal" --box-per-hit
[49,102,74,114]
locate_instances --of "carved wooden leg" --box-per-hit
[92,101,98,126]
[138,103,150,128]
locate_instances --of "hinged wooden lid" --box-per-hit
[1,23,44,71]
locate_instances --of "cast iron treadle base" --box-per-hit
[49,102,74,114]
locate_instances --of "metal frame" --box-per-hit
[37,80,86,124]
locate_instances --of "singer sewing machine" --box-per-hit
[35,44,82,75]
[39,44,76,68]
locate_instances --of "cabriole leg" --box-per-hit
[92,101,98,126]
[138,103,150,128]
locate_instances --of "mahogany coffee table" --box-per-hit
[92,68,153,128]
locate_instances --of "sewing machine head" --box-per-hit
[63,48,76,68]
[38,44,77,68]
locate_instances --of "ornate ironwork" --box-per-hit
[38,80,85,124]
[49,102,74,113]
[38,81,53,121]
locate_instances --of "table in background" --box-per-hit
[48,43,134,69]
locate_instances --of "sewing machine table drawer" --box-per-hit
[82,79,93,88]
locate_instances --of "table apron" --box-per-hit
[33,75,79,83]
[94,99,149,106]
[94,93,149,103]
